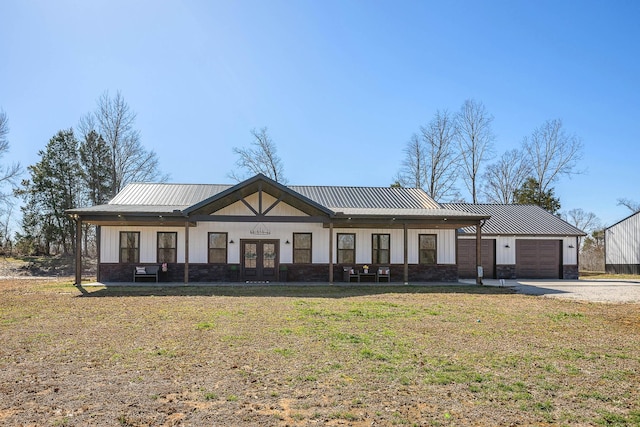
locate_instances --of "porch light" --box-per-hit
[285,239,290,244]
[568,244,575,248]
[504,244,510,248]
[229,239,235,244]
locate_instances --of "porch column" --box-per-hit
[328,222,334,283]
[476,220,483,285]
[403,223,408,284]
[96,225,101,282]
[75,216,82,286]
[184,220,190,284]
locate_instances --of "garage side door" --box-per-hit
[458,239,495,279]
[516,240,560,278]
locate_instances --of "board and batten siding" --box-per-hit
[100,226,187,263]
[458,235,578,266]
[606,212,640,265]
[331,228,455,265]
[100,224,456,265]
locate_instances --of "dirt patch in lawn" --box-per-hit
[0,279,638,426]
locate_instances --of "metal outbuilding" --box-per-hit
[605,211,640,274]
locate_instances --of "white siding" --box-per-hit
[100,226,186,263]
[100,224,455,264]
[606,213,640,264]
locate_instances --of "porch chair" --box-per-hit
[344,266,360,282]
[377,266,390,282]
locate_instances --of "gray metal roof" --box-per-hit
[289,186,442,210]
[71,182,448,216]
[109,183,231,206]
[69,181,489,223]
[443,203,586,236]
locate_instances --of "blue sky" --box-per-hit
[1,0,638,228]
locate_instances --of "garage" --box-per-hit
[516,240,561,278]
[458,239,495,279]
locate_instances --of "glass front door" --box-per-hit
[241,240,278,282]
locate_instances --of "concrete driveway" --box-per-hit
[478,279,640,303]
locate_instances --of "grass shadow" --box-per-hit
[77,283,516,298]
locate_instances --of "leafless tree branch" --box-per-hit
[481,149,531,203]
[521,119,583,197]
[455,99,495,203]
[229,127,287,183]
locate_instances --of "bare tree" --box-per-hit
[562,208,600,247]
[521,119,583,201]
[0,110,22,204]
[481,149,531,203]
[229,127,287,183]
[396,134,426,189]
[455,99,495,203]
[421,110,460,201]
[395,111,459,201]
[616,198,640,213]
[83,91,168,198]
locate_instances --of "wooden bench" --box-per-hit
[133,265,160,282]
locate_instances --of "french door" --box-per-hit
[241,240,279,282]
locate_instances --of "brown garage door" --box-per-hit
[458,239,495,279]
[516,240,561,278]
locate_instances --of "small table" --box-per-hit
[359,272,378,283]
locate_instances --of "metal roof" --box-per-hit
[443,203,586,236]
[289,186,442,210]
[69,180,486,223]
[109,183,231,206]
[71,182,447,215]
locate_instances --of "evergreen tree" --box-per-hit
[513,177,561,214]
[79,130,112,205]
[16,129,83,254]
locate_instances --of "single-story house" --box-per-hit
[605,211,640,274]
[443,204,585,280]
[67,174,584,284]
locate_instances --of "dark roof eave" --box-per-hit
[333,214,488,222]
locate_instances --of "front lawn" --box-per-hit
[0,279,638,426]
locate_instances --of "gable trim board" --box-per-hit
[68,175,584,284]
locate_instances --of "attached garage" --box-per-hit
[458,239,495,279]
[515,240,561,279]
[444,203,585,280]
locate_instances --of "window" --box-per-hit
[337,233,355,264]
[120,231,140,263]
[157,232,177,263]
[208,232,228,263]
[293,233,312,263]
[372,234,390,264]
[419,234,437,264]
